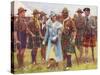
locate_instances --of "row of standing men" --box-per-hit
[13,7,97,69]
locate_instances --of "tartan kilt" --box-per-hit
[83,33,96,47]
[27,35,33,49]
[61,35,75,53]
[32,36,41,48]
[90,35,96,47]
[62,42,75,53]
[75,29,84,46]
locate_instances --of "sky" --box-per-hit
[12,1,98,17]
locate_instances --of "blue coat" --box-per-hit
[44,19,63,62]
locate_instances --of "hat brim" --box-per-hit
[61,10,69,13]
[40,11,47,15]
[17,9,27,15]
[61,11,69,14]
[32,12,40,15]
[41,13,47,16]
[76,11,83,13]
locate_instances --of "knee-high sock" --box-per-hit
[31,49,35,63]
[66,54,72,67]
[17,53,21,67]
[41,48,46,60]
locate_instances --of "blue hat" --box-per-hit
[49,11,56,17]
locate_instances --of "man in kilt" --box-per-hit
[28,9,41,65]
[73,8,85,62]
[61,8,76,69]
[83,8,97,63]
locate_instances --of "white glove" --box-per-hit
[52,35,57,41]
[42,41,45,45]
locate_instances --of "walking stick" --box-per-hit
[91,46,95,62]
[75,52,79,65]
[91,28,95,62]
[74,46,79,65]
[71,41,79,65]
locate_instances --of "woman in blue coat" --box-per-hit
[43,11,63,63]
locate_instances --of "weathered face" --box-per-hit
[19,11,26,17]
[62,11,68,19]
[35,14,40,19]
[84,11,90,16]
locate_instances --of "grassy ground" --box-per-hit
[13,47,97,74]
